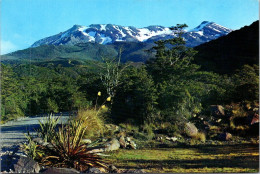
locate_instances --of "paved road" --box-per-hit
[0,113,72,149]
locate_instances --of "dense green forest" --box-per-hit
[1,24,259,129]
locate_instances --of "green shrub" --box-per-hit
[23,135,40,160]
[47,98,59,113]
[165,124,180,136]
[119,123,139,133]
[142,123,155,140]
[37,113,60,142]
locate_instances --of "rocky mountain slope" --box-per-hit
[31,21,232,47]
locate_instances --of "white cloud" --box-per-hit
[0,40,18,55]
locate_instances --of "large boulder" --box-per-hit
[88,138,120,153]
[14,156,40,173]
[184,122,198,137]
[104,138,120,152]
[210,105,225,117]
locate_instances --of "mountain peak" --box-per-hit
[71,24,83,30]
[31,21,232,48]
[189,21,232,35]
[189,21,214,32]
[201,21,212,24]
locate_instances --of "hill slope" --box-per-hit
[194,21,259,74]
[1,42,154,65]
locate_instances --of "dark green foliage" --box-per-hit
[1,64,91,121]
[111,66,157,124]
[146,24,228,123]
[194,20,259,74]
[1,64,26,121]
[229,64,259,102]
[77,72,106,106]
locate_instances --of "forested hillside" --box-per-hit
[194,21,259,74]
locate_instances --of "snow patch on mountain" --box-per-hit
[100,24,107,31]
[100,34,112,44]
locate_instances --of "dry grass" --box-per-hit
[76,109,105,138]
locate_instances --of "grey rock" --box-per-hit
[41,167,80,173]
[104,138,120,152]
[166,136,178,142]
[128,140,137,149]
[125,137,131,142]
[124,137,137,149]
[184,122,198,137]
[14,156,40,173]
[85,167,103,173]
[119,136,127,148]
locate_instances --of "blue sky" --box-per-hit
[1,0,259,54]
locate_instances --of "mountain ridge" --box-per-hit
[31,21,232,48]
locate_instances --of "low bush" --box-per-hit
[23,135,42,160]
[141,123,155,140]
[37,113,60,142]
[76,109,105,138]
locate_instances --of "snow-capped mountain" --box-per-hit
[184,21,232,47]
[31,21,232,47]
